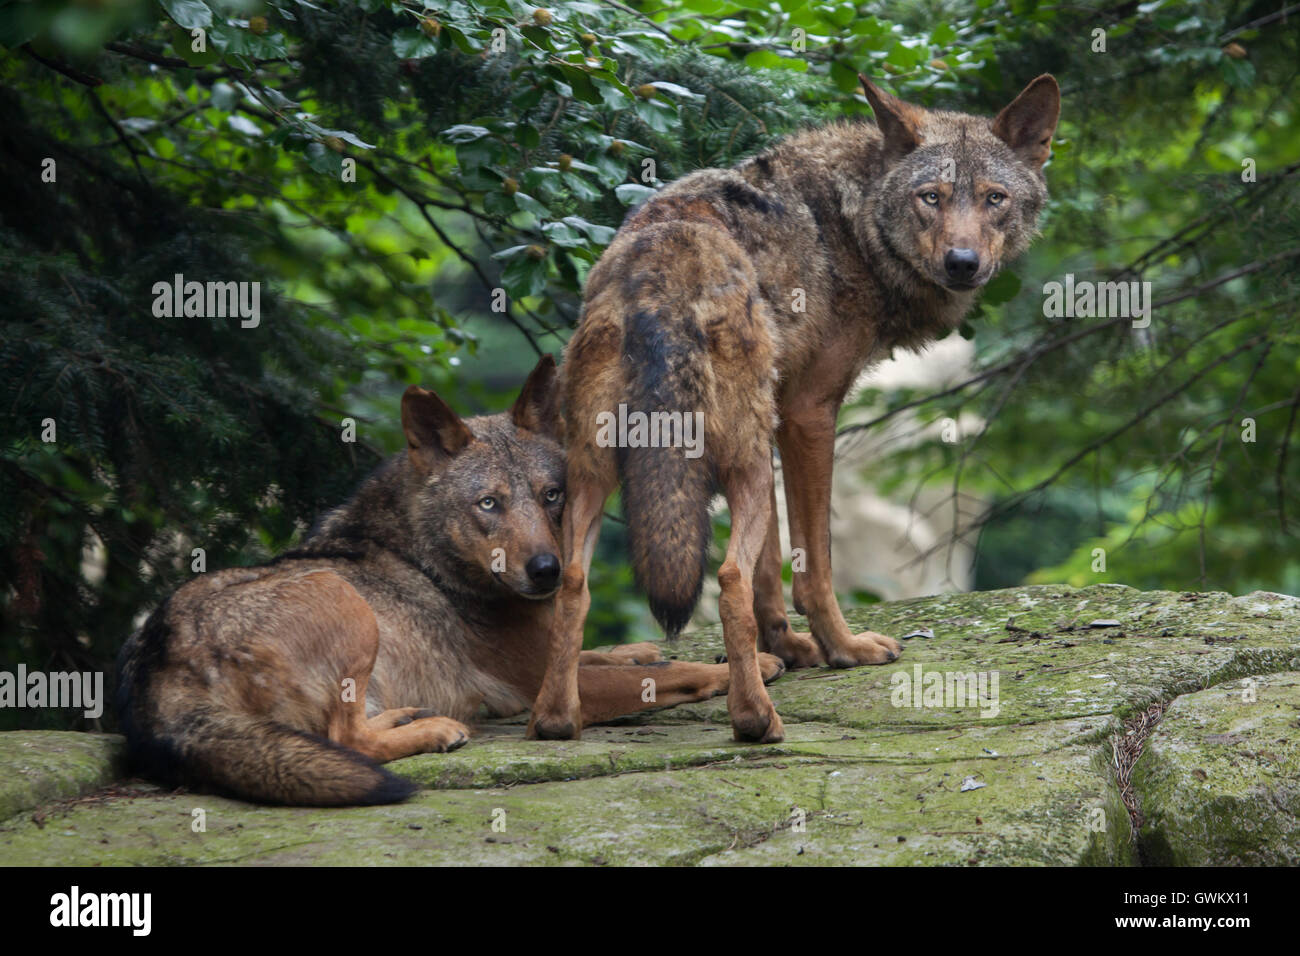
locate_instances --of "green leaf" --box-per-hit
[482,190,517,216]
[1219,56,1256,89]
[491,245,533,260]
[633,99,676,133]
[442,125,492,144]
[982,270,1022,305]
[210,82,240,111]
[227,115,262,137]
[558,65,602,104]
[392,29,439,59]
[513,85,545,110]
[827,2,857,27]
[591,153,627,186]
[304,142,343,176]
[615,183,657,205]
[541,222,584,247]
[645,81,703,100]
[594,78,632,110]
[445,26,484,54]
[168,23,221,65]
[159,0,213,30]
[501,256,548,298]
[931,22,958,47]
[831,59,861,93]
[562,216,616,245]
[744,49,809,72]
[515,123,540,149]
[514,192,550,217]
[322,128,375,150]
[562,172,601,202]
[519,25,554,51]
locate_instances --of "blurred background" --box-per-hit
[2,0,1297,729]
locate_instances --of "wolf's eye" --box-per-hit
[987,192,1004,205]
[478,496,497,512]
[544,488,562,504]
[920,191,940,205]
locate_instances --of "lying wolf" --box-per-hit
[530,75,1060,744]
[117,357,783,805]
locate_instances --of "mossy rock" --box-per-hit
[1132,671,1300,866]
[0,731,125,822]
[1,585,1297,865]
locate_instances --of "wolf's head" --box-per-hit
[399,356,566,602]
[860,74,1060,293]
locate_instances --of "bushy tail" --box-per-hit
[617,308,716,639]
[117,593,415,807]
[124,709,416,807]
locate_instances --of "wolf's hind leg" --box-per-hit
[301,575,469,762]
[717,453,786,743]
[578,656,784,725]
[345,715,470,762]
[341,699,469,762]
[366,706,436,731]
[579,642,663,666]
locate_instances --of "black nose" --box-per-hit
[944,248,980,283]
[525,553,561,588]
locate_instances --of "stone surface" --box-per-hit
[0,731,125,822]
[0,584,1297,865]
[1132,671,1300,866]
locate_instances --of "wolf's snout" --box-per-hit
[944,248,980,284]
[525,553,561,588]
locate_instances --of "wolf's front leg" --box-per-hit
[777,404,902,668]
[527,479,610,739]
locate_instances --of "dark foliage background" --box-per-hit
[1,0,1296,729]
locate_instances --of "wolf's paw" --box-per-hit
[527,710,581,741]
[368,706,437,731]
[824,631,902,668]
[729,696,785,744]
[613,641,663,664]
[758,652,786,684]
[711,652,785,684]
[579,642,663,666]
[868,632,903,656]
[414,716,471,752]
[764,629,826,669]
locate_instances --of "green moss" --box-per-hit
[1131,672,1300,866]
[0,732,124,822]
[1,585,1297,865]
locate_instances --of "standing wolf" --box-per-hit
[530,76,1060,743]
[117,357,783,806]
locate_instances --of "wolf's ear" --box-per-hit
[401,386,472,471]
[510,354,561,439]
[859,75,921,162]
[992,74,1060,168]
